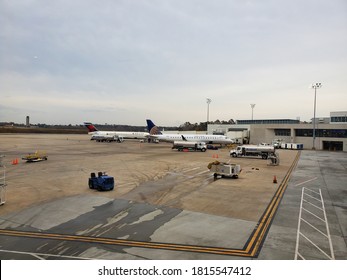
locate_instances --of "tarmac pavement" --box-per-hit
[0,134,346,260]
[259,150,347,260]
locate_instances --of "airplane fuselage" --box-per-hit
[150,134,234,144]
[89,131,149,139]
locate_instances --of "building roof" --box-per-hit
[236,119,300,125]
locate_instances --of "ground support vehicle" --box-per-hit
[230,145,275,159]
[88,172,114,191]
[172,141,207,152]
[207,144,219,150]
[207,161,241,178]
[272,139,284,148]
[268,152,280,166]
[92,135,124,142]
[281,143,303,150]
[22,151,48,162]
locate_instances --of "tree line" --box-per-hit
[1,119,235,132]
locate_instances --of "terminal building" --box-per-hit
[207,111,347,152]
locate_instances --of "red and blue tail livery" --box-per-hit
[84,122,98,133]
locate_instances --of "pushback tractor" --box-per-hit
[89,172,115,191]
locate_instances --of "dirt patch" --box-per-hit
[0,134,298,223]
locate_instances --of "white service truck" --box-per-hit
[207,161,241,178]
[230,145,275,159]
[172,141,207,152]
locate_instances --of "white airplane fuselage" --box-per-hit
[150,133,234,144]
[89,131,149,139]
[146,119,234,145]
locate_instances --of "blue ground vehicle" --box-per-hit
[207,144,219,150]
[88,172,114,191]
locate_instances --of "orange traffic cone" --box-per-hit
[12,158,18,165]
[216,154,219,158]
[273,175,277,184]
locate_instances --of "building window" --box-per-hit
[274,129,291,136]
[331,116,347,123]
[295,129,347,138]
[237,119,300,125]
[296,129,313,137]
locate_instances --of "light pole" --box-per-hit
[250,104,256,121]
[206,98,211,133]
[311,82,322,150]
[206,98,212,123]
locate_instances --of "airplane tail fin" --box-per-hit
[146,119,162,135]
[84,122,98,133]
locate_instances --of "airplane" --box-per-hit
[84,122,149,141]
[146,119,235,145]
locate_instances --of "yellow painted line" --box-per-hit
[0,152,300,257]
[0,228,248,256]
[247,151,301,257]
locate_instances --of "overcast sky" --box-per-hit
[1,0,346,126]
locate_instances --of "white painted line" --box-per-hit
[303,192,322,203]
[31,253,45,260]
[304,187,320,195]
[197,170,210,175]
[294,187,305,260]
[319,189,335,260]
[184,167,201,172]
[295,177,318,187]
[302,198,323,211]
[297,251,305,260]
[302,207,325,222]
[0,249,95,260]
[295,187,335,260]
[301,218,328,238]
[299,232,333,260]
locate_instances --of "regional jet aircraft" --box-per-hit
[84,122,149,140]
[146,119,235,145]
